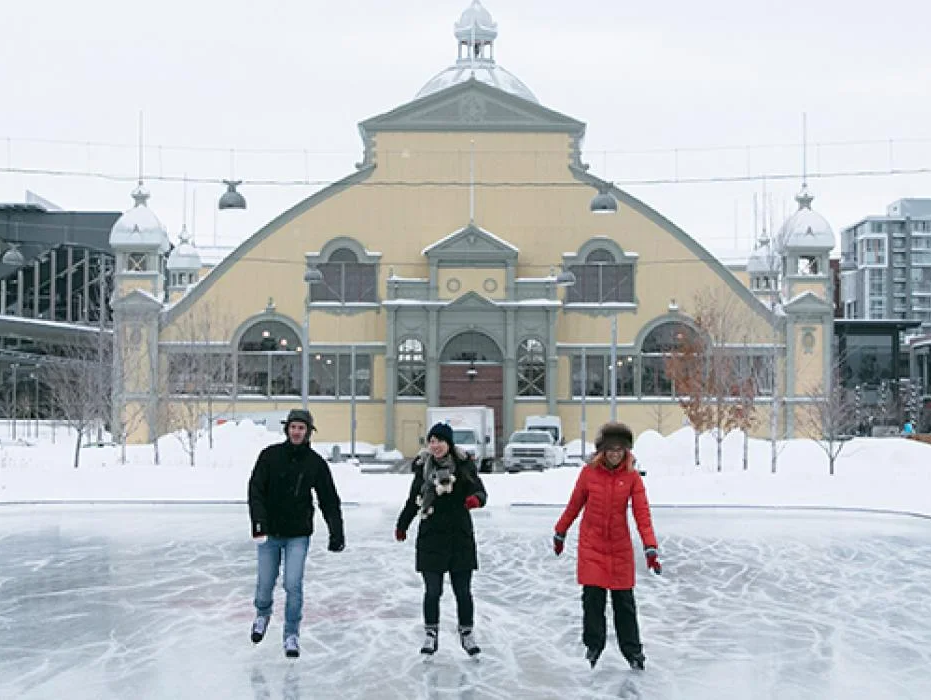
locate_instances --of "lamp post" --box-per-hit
[10,363,18,440]
[609,315,618,421]
[29,371,39,439]
[301,265,323,410]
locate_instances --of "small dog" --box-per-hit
[417,461,457,519]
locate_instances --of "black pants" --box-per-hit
[422,570,474,627]
[582,586,642,660]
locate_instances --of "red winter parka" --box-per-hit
[555,452,657,590]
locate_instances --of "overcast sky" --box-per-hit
[2,0,930,258]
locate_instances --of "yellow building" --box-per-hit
[110,1,834,456]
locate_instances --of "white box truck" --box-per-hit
[425,406,496,472]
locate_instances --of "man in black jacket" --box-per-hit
[248,409,345,658]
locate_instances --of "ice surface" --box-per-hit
[1,505,930,699]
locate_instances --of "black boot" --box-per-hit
[585,647,602,669]
[459,626,481,656]
[420,625,439,655]
[626,652,646,670]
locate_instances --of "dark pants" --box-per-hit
[582,586,642,660]
[422,570,474,627]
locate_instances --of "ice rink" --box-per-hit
[1,504,929,700]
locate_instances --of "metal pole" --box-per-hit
[350,345,356,460]
[32,373,39,438]
[580,348,587,460]
[301,295,309,411]
[11,363,17,440]
[610,315,618,421]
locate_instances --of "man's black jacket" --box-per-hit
[248,440,345,544]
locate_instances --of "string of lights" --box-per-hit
[2,164,929,189]
[4,134,931,157]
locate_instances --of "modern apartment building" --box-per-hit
[840,198,931,326]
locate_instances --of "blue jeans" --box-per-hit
[254,536,310,639]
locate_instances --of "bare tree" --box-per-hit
[691,288,753,472]
[164,302,235,466]
[43,341,111,469]
[646,402,674,435]
[798,369,858,476]
[732,359,760,471]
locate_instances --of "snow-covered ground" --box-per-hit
[1,421,929,517]
[1,423,930,699]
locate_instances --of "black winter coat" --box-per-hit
[248,440,345,543]
[395,449,488,573]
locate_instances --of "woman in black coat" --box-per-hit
[395,422,488,656]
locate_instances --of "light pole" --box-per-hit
[301,265,323,411]
[609,315,618,421]
[29,371,39,438]
[10,363,18,440]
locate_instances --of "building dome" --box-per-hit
[167,226,201,271]
[747,238,782,275]
[109,185,169,252]
[776,185,834,251]
[455,0,497,41]
[415,1,538,103]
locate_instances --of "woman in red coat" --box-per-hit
[553,422,662,670]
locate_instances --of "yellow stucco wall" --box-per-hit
[793,325,826,396]
[438,268,506,300]
[139,113,813,448]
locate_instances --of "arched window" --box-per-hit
[640,322,700,396]
[398,338,426,397]
[237,320,301,397]
[517,338,546,397]
[566,248,635,303]
[315,247,377,303]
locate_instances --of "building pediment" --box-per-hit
[783,291,833,315]
[444,290,500,312]
[112,288,163,312]
[423,224,518,265]
[360,79,585,135]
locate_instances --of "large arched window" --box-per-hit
[315,247,377,303]
[397,338,426,397]
[237,320,302,397]
[640,321,700,396]
[566,248,635,303]
[517,338,546,397]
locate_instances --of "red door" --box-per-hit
[439,364,504,455]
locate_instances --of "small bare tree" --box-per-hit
[665,327,713,467]
[692,288,753,472]
[43,342,111,469]
[164,301,235,466]
[798,370,858,476]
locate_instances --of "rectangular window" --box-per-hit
[168,352,233,396]
[570,354,606,397]
[566,263,635,303]
[309,353,372,398]
[314,263,377,303]
[127,253,148,272]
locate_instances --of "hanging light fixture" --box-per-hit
[590,185,618,214]
[554,267,576,287]
[218,179,247,210]
[2,244,25,268]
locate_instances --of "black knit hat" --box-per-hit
[427,422,454,447]
[595,422,633,452]
[282,409,316,433]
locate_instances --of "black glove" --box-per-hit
[553,532,566,556]
[328,536,345,553]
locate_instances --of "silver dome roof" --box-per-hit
[776,185,834,251]
[747,238,782,274]
[167,226,202,271]
[455,0,498,42]
[416,1,538,103]
[109,185,169,253]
